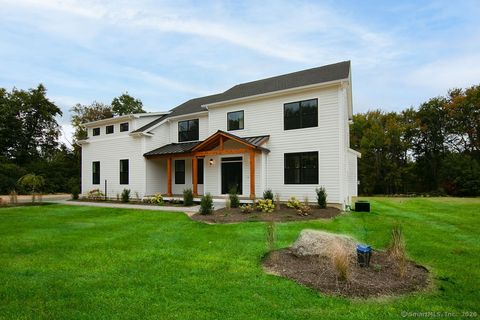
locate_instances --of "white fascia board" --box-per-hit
[202,79,348,109]
[348,148,361,158]
[82,112,169,128]
[144,111,208,133]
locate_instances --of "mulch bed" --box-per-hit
[191,204,341,223]
[263,249,430,298]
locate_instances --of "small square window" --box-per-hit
[106,125,114,134]
[227,111,244,131]
[120,122,129,132]
[92,128,100,136]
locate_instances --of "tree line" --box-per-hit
[0,85,144,194]
[1,83,478,196]
[351,85,480,196]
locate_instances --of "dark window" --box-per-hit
[93,128,100,136]
[227,110,244,131]
[120,159,129,185]
[120,122,129,132]
[106,125,114,134]
[284,98,318,130]
[197,158,204,184]
[92,161,100,184]
[284,152,318,184]
[178,119,199,142]
[175,160,185,184]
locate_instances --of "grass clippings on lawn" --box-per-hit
[191,204,341,223]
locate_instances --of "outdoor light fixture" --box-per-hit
[209,158,214,166]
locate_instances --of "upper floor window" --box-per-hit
[92,161,100,184]
[284,98,318,130]
[92,128,100,136]
[227,110,244,131]
[120,122,129,132]
[284,152,318,184]
[178,119,199,142]
[120,159,129,185]
[106,125,114,134]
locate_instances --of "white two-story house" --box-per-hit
[79,61,360,208]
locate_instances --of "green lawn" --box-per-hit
[0,198,479,319]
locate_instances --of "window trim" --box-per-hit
[178,119,199,142]
[106,125,114,134]
[175,159,185,184]
[92,128,100,136]
[283,98,318,130]
[92,161,100,185]
[227,110,244,131]
[284,151,319,184]
[119,159,129,185]
[120,122,129,132]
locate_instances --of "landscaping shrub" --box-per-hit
[149,193,164,205]
[87,189,104,201]
[9,190,18,204]
[71,185,80,200]
[387,224,407,277]
[274,193,281,211]
[256,199,275,213]
[286,196,301,209]
[265,221,276,251]
[330,244,350,281]
[199,193,213,215]
[263,189,274,200]
[229,188,240,208]
[18,173,45,202]
[240,204,253,213]
[121,189,131,203]
[316,187,327,208]
[296,204,311,216]
[183,188,194,206]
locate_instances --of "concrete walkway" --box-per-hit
[50,199,200,216]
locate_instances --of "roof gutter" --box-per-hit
[203,78,348,109]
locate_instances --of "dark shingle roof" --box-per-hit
[135,61,350,133]
[144,133,270,157]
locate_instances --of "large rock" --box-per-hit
[291,229,357,258]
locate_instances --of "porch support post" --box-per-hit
[192,156,198,196]
[249,150,255,198]
[167,157,172,196]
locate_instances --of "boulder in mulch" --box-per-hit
[291,229,357,258]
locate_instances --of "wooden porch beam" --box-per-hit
[192,157,198,196]
[249,150,255,198]
[194,148,251,156]
[167,157,172,196]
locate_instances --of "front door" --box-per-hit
[221,157,243,194]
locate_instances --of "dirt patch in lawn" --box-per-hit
[191,204,341,223]
[263,249,429,298]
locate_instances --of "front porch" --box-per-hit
[144,131,269,199]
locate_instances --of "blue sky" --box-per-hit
[1,0,479,146]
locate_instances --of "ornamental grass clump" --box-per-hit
[199,193,214,215]
[87,189,104,201]
[387,224,407,278]
[265,221,276,252]
[330,244,350,282]
[9,190,18,204]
